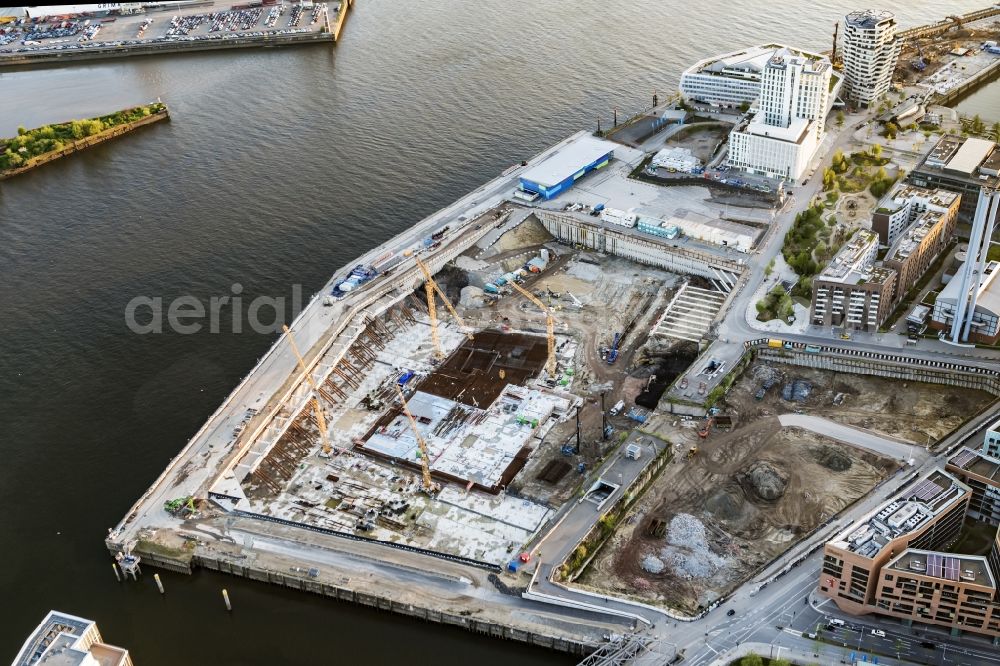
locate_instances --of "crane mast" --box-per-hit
[414,256,473,360]
[395,384,441,495]
[282,325,333,457]
[507,280,557,376]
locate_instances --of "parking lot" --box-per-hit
[0,1,332,57]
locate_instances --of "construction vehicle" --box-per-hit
[508,280,557,376]
[912,42,928,71]
[164,496,198,517]
[606,332,621,364]
[395,385,442,496]
[283,324,333,457]
[686,446,698,460]
[414,256,473,360]
[698,416,715,439]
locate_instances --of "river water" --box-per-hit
[1,1,997,663]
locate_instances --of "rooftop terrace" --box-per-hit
[818,229,880,284]
[886,549,995,588]
[948,446,1000,483]
[885,210,945,262]
[830,469,969,560]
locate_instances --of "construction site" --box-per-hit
[574,360,995,614]
[895,14,1000,92]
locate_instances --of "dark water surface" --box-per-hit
[1,1,996,663]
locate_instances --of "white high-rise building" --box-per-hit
[679,44,839,108]
[728,49,832,181]
[841,10,901,108]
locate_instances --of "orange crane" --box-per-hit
[414,256,473,359]
[283,324,333,458]
[395,384,441,495]
[508,280,556,376]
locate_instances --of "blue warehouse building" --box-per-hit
[518,136,617,200]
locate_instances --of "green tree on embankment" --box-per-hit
[1,102,165,171]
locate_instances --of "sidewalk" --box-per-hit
[710,640,921,666]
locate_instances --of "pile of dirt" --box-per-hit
[739,461,788,501]
[812,445,853,472]
[704,487,749,523]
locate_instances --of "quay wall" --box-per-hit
[534,209,744,280]
[0,31,333,68]
[933,58,1000,107]
[0,108,169,180]
[189,553,592,656]
[331,0,353,42]
[898,6,1000,41]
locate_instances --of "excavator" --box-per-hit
[395,384,441,496]
[283,324,334,457]
[414,256,473,360]
[698,416,715,439]
[507,280,557,376]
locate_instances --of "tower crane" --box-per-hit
[414,256,473,360]
[507,280,556,376]
[282,324,333,458]
[395,384,441,496]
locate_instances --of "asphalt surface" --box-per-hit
[777,413,927,463]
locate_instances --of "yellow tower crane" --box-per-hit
[282,324,333,458]
[508,280,556,376]
[414,256,473,359]
[395,384,441,496]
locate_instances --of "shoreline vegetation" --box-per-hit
[1,102,168,176]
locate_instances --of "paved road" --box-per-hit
[527,432,671,627]
[778,413,925,463]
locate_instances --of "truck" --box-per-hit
[609,399,625,417]
[767,338,783,349]
[330,264,378,299]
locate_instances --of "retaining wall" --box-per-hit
[535,210,744,280]
[933,59,1000,107]
[756,348,1000,396]
[331,0,353,41]
[192,553,591,656]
